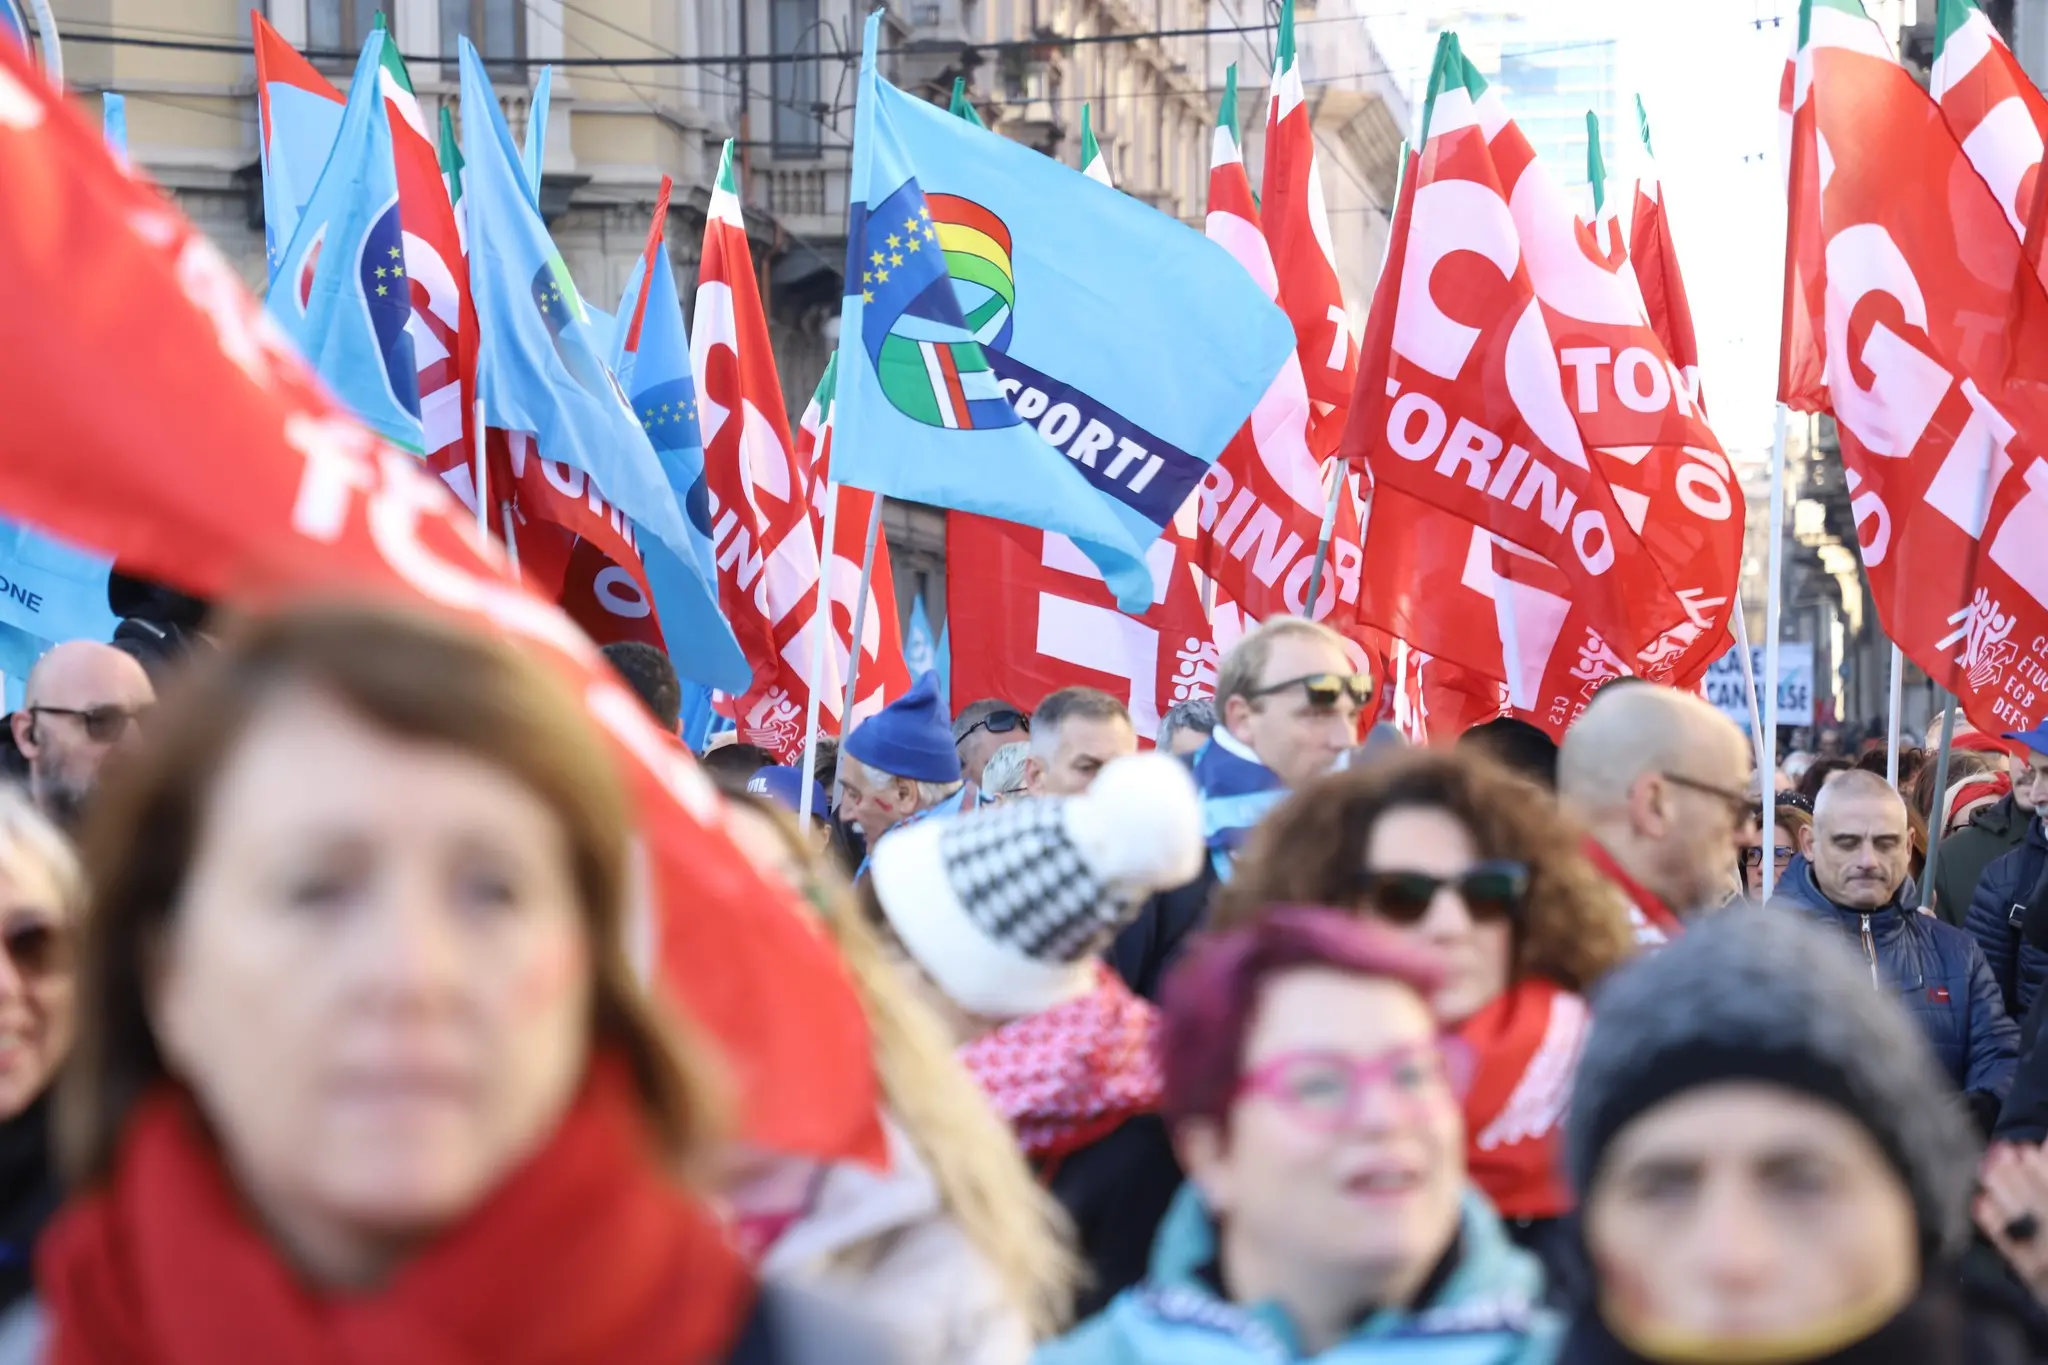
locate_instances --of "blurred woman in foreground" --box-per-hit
[42,605,873,1363]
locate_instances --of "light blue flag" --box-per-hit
[0,522,119,680]
[609,207,716,585]
[102,93,127,164]
[265,31,424,454]
[832,11,1293,614]
[521,64,551,210]
[933,614,952,717]
[459,39,747,692]
[678,682,736,753]
[903,589,937,677]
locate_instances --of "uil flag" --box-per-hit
[904,588,939,677]
[692,140,833,756]
[252,12,345,286]
[798,356,913,726]
[1931,0,2048,253]
[521,64,552,211]
[833,10,1295,615]
[458,38,744,692]
[1628,98,1706,414]
[1781,0,2048,736]
[610,176,714,583]
[1263,0,1357,457]
[102,92,126,163]
[265,30,423,456]
[1341,32,1741,694]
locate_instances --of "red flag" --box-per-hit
[797,359,912,726]
[0,45,880,1166]
[1627,109,1706,417]
[692,142,829,760]
[1780,0,2048,737]
[1261,0,1357,457]
[1342,39,1740,694]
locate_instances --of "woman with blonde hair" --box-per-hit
[1216,747,1636,1286]
[0,787,84,1363]
[41,604,880,1364]
[721,783,1078,1363]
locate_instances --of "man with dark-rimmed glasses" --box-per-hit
[1558,682,1754,946]
[1113,617,1371,1001]
[8,641,154,829]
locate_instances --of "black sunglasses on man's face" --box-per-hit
[957,710,1029,746]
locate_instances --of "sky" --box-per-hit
[1353,0,1806,474]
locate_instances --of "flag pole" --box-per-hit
[1760,401,1789,902]
[1923,696,1959,910]
[499,502,521,575]
[798,481,842,829]
[1885,642,1904,785]
[1303,466,1343,619]
[472,395,489,542]
[1732,609,1768,784]
[1495,543,1525,714]
[841,493,885,724]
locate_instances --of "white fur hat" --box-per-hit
[870,752,1203,1018]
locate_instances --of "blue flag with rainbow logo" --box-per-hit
[830,11,1293,614]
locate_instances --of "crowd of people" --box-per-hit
[4,596,2048,1363]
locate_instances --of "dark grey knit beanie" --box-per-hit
[1567,908,1978,1262]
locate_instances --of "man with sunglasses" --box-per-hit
[1113,618,1370,1001]
[7,640,154,829]
[1558,683,1753,945]
[951,697,1028,806]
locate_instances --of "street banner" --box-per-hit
[1704,642,1815,730]
[0,37,880,1164]
[1781,0,2048,737]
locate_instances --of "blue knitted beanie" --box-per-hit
[843,672,962,784]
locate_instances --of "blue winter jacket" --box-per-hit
[1773,856,2019,1100]
[1033,1184,1563,1365]
[1964,817,2048,1023]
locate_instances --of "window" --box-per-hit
[308,0,391,60]
[772,0,822,156]
[442,0,525,80]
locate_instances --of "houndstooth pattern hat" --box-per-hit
[871,752,1203,1018]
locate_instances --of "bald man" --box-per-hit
[1558,683,1754,943]
[1771,768,2016,1112]
[9,641,154,827]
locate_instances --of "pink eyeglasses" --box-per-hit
[1233,1039,1474,1131]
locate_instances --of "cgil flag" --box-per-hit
[831,10,1295,615]
[265,29,423,455]
[799,355,913,729]
[1931,0,2048,261]
[1628,98,1707,414]
[1781,0,2048,736]
[1263,0,1357,457]
[457,37,745,692]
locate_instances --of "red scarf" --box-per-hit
[1583,837,1683,946]
[959,965,1163,1165]
[39,1056,754,1365]
[1456,978,1589,1221]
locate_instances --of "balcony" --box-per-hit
[755,161,850,244]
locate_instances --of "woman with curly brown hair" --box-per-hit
[1213,748,1635,1268]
